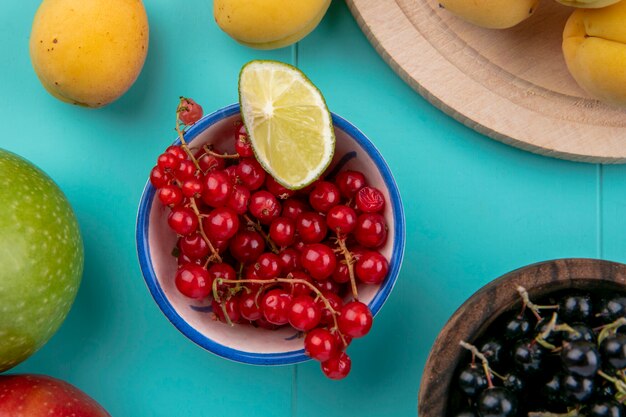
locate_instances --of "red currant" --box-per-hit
[269,217,296,247]
[178,98,203,125]
[203,207,240,241]
[266,176,295,199]
[236,158,266,190]
[166,145,187,160]
[255,316,279,330]
[157,153,180,171]
[282,199,308,220]
[249,191,281,224]
[326,205,357,234]
[336,170,366,198]
[301,243,336,281]
[296,212,328,243]
[314,278,341,294]
[208,263,236,292]
[288,295,321,331]
[356,186,385,213]
[338,301,372,338]
[175,264,212,299]
[223,165,238,183]
[212,297,241,323]
[332,262,350,284]
[354,213,387,248]
[355,251,388,285]
[278,248,301,273]
[235,125,254,157]
[318,292,343,325]
[150,166,171,188]
[202,170,233,208]
[198,153,226,172]
[305,328,338,362]
[262,289,293,325]
[321,352,351,380]
[239,292,262,321]
[309,181,341,213]
[227,185,250,215]
[229,231,265,264]
[179,233,210,259]
[158,185,183,207]
[175,159,196,180]
[168,207,198,235]
[288,270,313,297]
[254,253,282,279]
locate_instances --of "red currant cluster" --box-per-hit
[149,98,390,380]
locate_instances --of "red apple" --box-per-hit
[0,375,110,416]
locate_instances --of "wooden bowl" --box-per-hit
[418,258,626,417]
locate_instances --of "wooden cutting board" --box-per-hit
[345,0,626,163]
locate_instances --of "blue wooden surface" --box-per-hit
[0,1,619,416]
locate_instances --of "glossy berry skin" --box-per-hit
[203,207,239,241]
[326,205,357,234]
[168,207,198,235]
[212,297,241,324]
[309,181,341,213]
[207,263,237,287]
[542,374,562,404]
[202,171,233,208]
[166,145,187,160]
[321,351,351,380]
[599,297,626,322]
[513,340,544,375]
[338,301,372,338]
[175,159,196,180]
[175,264,212,299]
[561,341,600,377]
[564,323,596,343]
[229,231,265,264]
[356,186,385,213]
[269,217,296,247]
[589,400,624,417]
[336,170,366,198]
[318,292,342,325]
[535,317,563,345]
[227,185,250,215]
[182,178,203,198]
[355,251,389,285]
[178,98,203,125]
[179,233,210,259]
[600,334,626,369]
[266,176,295,199]
[288,270,313,297]
[354,213,387,248]
[296,212,328,243]
[476,387,518,417]
[150,166,171,188]
[332,262,350,284]
[157,152,180,171]
[480,340,506,367]
[239,292,263,321]
[288,295,322,331]
[236,158,266,190]
[158,185,183,206]
[282,199,307,220]
[503,316,531,341]
[198,153,225,172]
[305,328,338,361]
[503,374,524,393]
[254,253,282,279]
[249,191,281,225]
[278,248,300,273]
[561,374,595,403]
[314,278,341,295]
[559,294,593,322]
[262,289,293,325]
[235,125,253,157]
[458,365,487,398]
[301,244,337,280]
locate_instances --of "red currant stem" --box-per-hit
[202,145,240,159]
[459,341,496,388]
[243,214,279,254]
[335,236,359,301]
[598,317,626,345]
[215,277,346,344]
[188,198,222,263]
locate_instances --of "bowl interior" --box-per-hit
[138,105,404,364]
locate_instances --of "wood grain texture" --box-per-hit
[417,258,626,417]
[346,0,626,163]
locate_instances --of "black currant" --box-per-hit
[480,340,506,367]
[596,381,618,400]
[459,365,488,398]
[513,340,545,375]
[600,334,626,369]
[561,341,601,377]
[541,374,562,405]
[503,374,524,393]
[561,373,595,403]
[598,297,626,323]
[536,317,563,346]
[559,294,593,322]
[503,316,531,341]
[476,387,518,417]
[589,400,625,417]
[563,323,596,344]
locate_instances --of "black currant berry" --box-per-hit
[503,374,524,393]
[477,387,518,417]
[600,334,626,369]
[536,317,563,345]
[563,323,595,344]
[589,400,625,417]
[541,374,562,405]
[480,340,506,367]
[561,341,601,377]
[598,297,626,323]
[561,373,595,403]
[596,381,618,400]
[513,340,545,375]
[503,316,531,341]
[559,294,593,322]
[458,365,488,398]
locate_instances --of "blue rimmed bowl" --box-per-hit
[136,103,405,365]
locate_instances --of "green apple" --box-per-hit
[0,149,83,372]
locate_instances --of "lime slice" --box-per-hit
[238,60,335,190]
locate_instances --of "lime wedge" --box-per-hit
[238,60,335,190]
